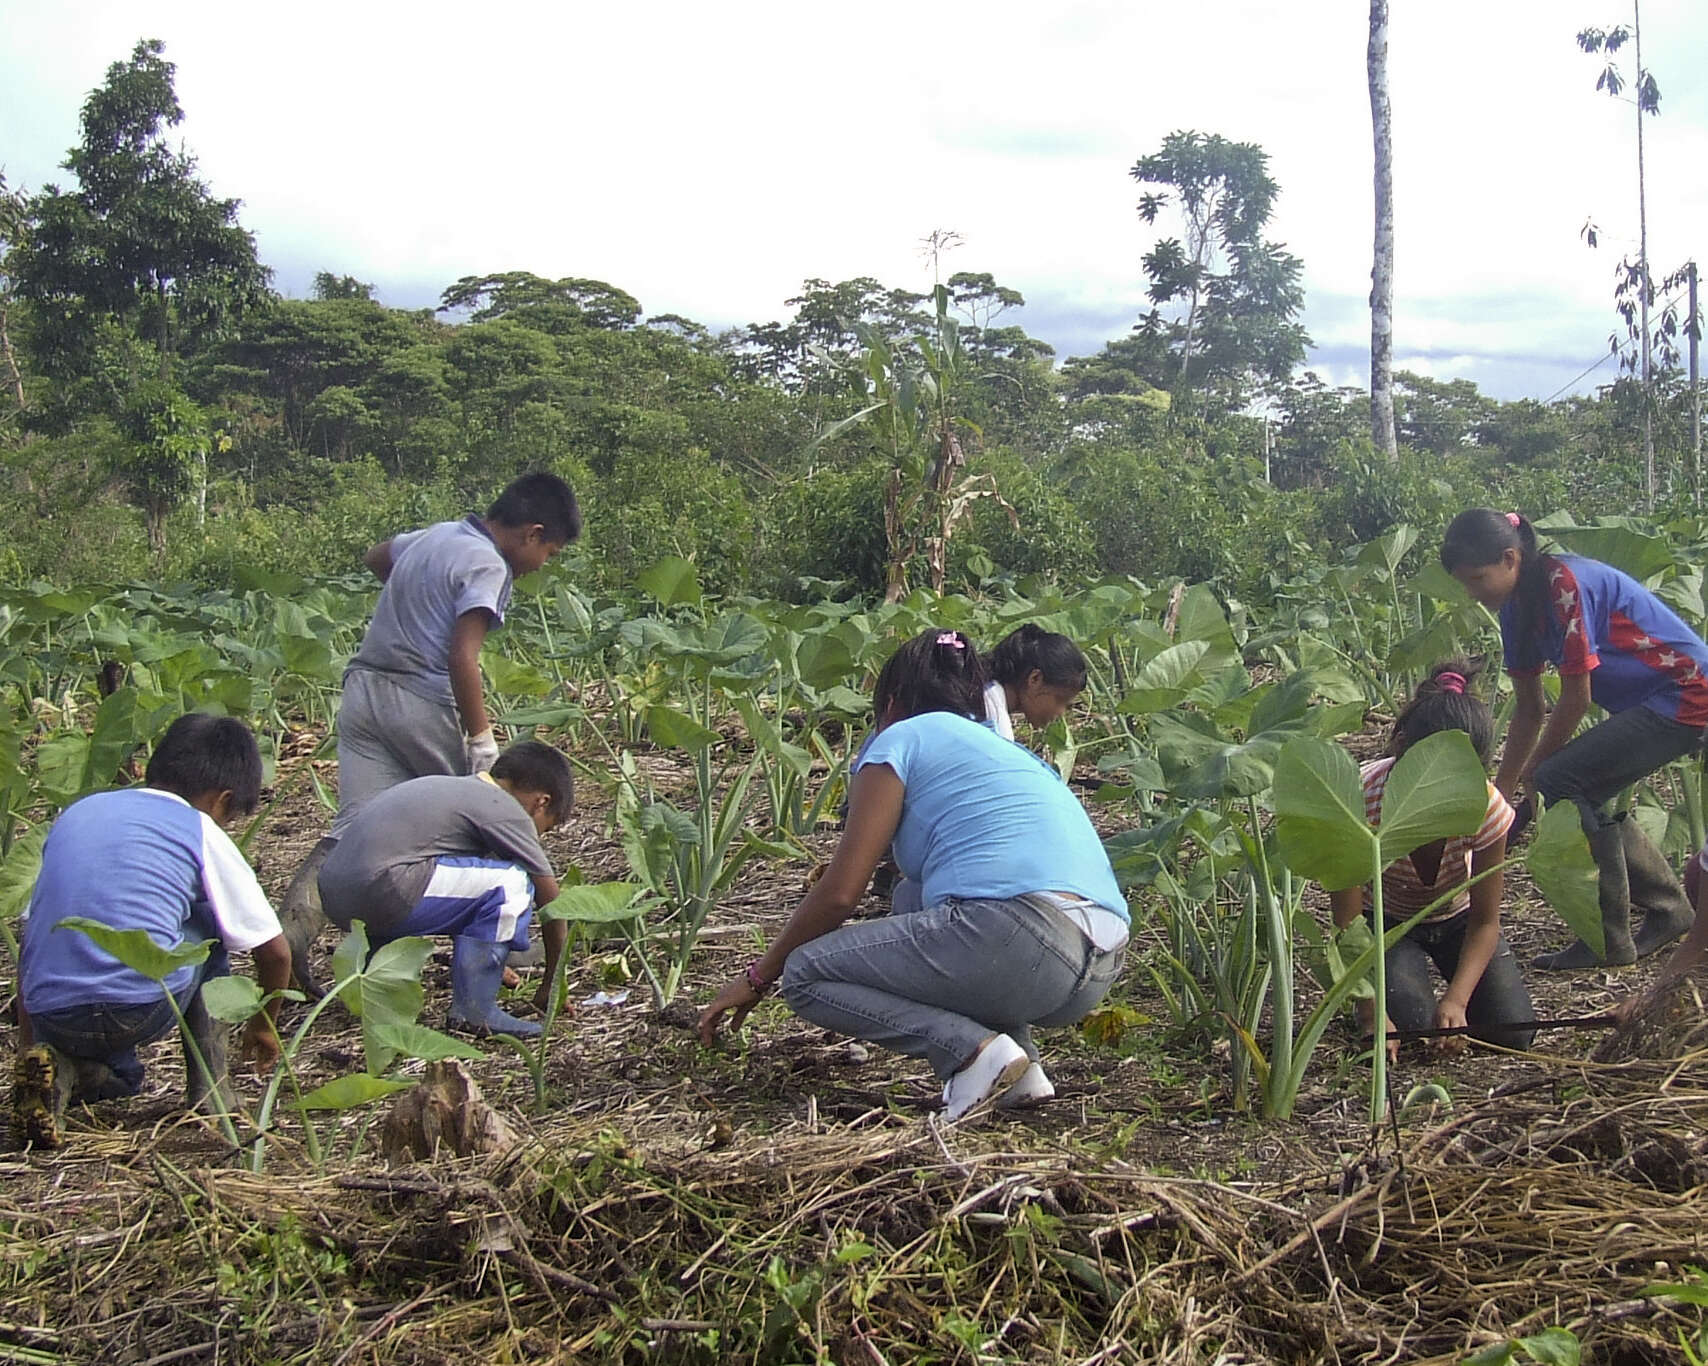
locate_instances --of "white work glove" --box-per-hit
[465,728,500,774]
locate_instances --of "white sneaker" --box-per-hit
[995,1061,1055,1109]
[941,1034,1031,1123]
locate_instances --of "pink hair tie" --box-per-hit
[1437,672,1467,694]
[936,632,964,649]
[1506,512,1522,528]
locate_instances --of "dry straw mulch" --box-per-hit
[7,983,1708,1364]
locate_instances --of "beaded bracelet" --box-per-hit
[744,960,774,995]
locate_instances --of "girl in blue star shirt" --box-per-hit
[1442,509,1706,969]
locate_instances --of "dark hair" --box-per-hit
[1440,507,1548,644]
[989,623,1087,693]
[872,629,988,724]
[145,713,264,815]
[1389,658,1495,763]
[487,472,581,546]
[492,739,575,819]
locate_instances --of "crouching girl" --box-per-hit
[699,629,1128,1121]
[1333,661,1536,1054]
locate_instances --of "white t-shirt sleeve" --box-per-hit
[983,682,1015,741]
[198,815,284,952]
[450,549,508,624]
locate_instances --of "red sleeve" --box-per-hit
[1547,561,1599,676]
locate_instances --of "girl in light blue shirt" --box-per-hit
[699,629,1128,1123]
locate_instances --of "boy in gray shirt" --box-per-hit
[318,741,573,1038]
[281,472,581,994]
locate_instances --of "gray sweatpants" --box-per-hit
[332,668,467,836]
[781,895,1125,1079]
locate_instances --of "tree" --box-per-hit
[727,278,927,394]
[14,40,268,392]
[1578,9,1661,504]
[313,272,375,302]
[437,272,641,332]
[1393,371,1495,454]
[0,173,31,434]
[10,39,267,551]
[1368,0,1398,459]
[116,379,209,555]
[1131,131,1309,412]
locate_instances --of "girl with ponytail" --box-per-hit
[1330,660,1534,1054]
[984,624,1088,741]
[1441,509,1707,969]
[699,629,1128,1122]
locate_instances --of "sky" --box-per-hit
[3,0,1705,401]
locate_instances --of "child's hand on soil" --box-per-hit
[698,977,761,1046]
[1431,997,1470,1054]
[240,1018,281,1071]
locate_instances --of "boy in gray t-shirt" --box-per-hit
[317,741,574,1039]
[280,473,580,996]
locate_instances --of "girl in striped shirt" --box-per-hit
[1330,660,1536,1056]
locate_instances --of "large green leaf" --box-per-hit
[35,733,92,805]
[1117,641,1210,715]
[298,1074,415,1110]
[647,705,719,752]
[201,973,265,1023]
[1406,560,1472,607]
[83,687,142,789]
[1247,669,1317,736]
[1543,521,1674,584]
[0,826,47,925]
[1355,524,1418,575]
[1173,585,1239,670]
[539,881,654,924]
[1528,801,1603,960]
[331,923,437,1074]
[637,556,703,608]
[365,1021,485,1064]
[1273,738,1374,892]
[56,917,212,983]
[793,630,856,692]
[1376,730,1489,868]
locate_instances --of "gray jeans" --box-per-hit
[1384,916,1535,1049]
[332,667,468,836]
[780,895,1126,1079]
[1534,704,1703,831]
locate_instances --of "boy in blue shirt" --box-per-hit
[14,714,291,1149]
[317,740,572,1038]
[279,472,581,994]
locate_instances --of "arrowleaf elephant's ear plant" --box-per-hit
[1272,731,1493,1124]
[197,920,482,1172]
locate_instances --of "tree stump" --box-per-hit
[379,1059,519,1163]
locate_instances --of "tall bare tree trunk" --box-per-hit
[1368,0,1398,460]
[0,299,24,414]
[1634,0,1654,508]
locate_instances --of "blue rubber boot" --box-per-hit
[448,936,541,1039]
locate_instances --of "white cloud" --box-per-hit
[2,0,1703,400]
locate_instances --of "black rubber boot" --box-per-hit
[1624,819,1696,957]
[279,836,338,1000]
[1534,818,1636,970]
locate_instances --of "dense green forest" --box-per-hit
[0,40,1698,604]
